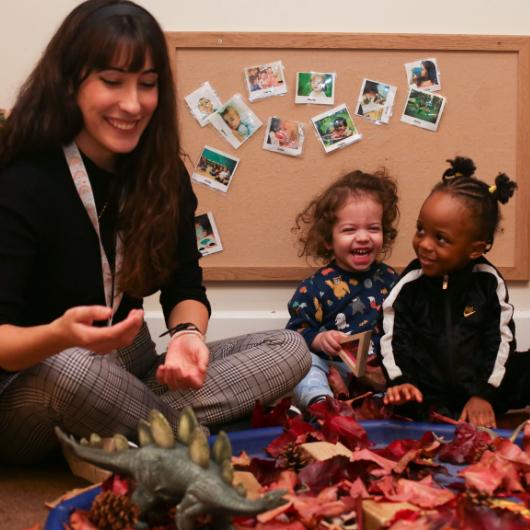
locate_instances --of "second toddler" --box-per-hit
[286,170,399,409]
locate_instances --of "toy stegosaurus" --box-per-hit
[55,407,286,530]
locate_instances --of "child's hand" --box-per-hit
[312,330,349,357]
[383,383,423,405]
[459,396,496,428]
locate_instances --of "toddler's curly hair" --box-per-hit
[293,169,399,262]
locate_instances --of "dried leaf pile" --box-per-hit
[64,396,530,530]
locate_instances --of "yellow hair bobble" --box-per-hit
[489,185,497,194]
[454,172,463,177]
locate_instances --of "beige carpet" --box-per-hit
[0,451,89,530]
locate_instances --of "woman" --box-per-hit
[0,0,310,463]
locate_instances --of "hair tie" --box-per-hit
[489,185,497,194]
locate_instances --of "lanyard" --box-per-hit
[63,142,123,321]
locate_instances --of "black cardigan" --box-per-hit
[0,147,210,329]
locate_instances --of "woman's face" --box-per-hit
[75,52,158,171]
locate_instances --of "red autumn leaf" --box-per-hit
[265,417,322,458]
[387,508,457,530]
[349,448,398,476]
[297,455,352,491]
[307,396,356,420]
[438,422,493,464]
[266,430,298,458]
[321,414,369,450]
[457,494,530,530]
[232,451,252,468]
[248,457,287,486]
[252,397,292,428]
[493,437,530,470]
[328,364,350,399]
[351,394,394,421]
[375,438,419,460]
[341,477,370,498]
[377,475,455,508]
[460,449,525,495]
[286,415,323,441]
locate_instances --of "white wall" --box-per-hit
[1,0,529,350]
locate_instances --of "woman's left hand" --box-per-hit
[156,333,209,390]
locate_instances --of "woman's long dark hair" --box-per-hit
[0,0,182,297]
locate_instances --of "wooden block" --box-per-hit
[299,441,352,461]
[233,471,263,500]
[337,330,372,377]
[362,499,419,530]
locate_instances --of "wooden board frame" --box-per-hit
[166,32,530,282]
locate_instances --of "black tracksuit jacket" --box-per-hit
[380,256,518,418]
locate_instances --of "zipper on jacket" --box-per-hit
[443,275,456,389]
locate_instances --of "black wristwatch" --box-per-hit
[159,322,201,338]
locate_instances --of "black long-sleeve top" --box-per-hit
[380,256,516,416]
[0,147,210,329]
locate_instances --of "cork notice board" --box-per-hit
[166,32,530,281]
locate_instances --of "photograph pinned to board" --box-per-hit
[355,79,397,125]
[191,146,240,193]
[336,329,372,377]
[404,57,441,92]
[262,116,304,157]
[195,212,223,257]
[311,104,362,153]
[401,87,446,131]
[208,94,263,149]
[184,82,223,127]
[244,60,288,101]
[295,72,335,105]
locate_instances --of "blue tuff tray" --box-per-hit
[44,421,516,530]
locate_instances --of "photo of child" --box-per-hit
[295,72,335,105]
[195,212,223,257]
[355,78,397,124]
[184,81,222,127]
[404,58,441,92]
[208,94,263,149]
[312,104,362,153]
[191,146,240,193]
[263,116,304,157]
[244,60,287,101]
[401,87,446,131]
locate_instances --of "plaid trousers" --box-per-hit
[0,324,310,463]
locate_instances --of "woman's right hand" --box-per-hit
[383,383,423,405]
[53,306,144,353]
[311,330,349,357]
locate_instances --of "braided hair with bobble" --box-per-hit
[432,156,517,251]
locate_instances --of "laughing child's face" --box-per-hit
[413,191,485,277]
[328,194,383,272]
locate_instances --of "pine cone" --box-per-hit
[277,441,311,472]
[89,490,139,530]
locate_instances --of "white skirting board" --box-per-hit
[146,310,530,353]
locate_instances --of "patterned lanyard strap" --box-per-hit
[63,142,124,320]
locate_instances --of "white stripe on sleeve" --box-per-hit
[380,268,423,380]
[474,263,514,387]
